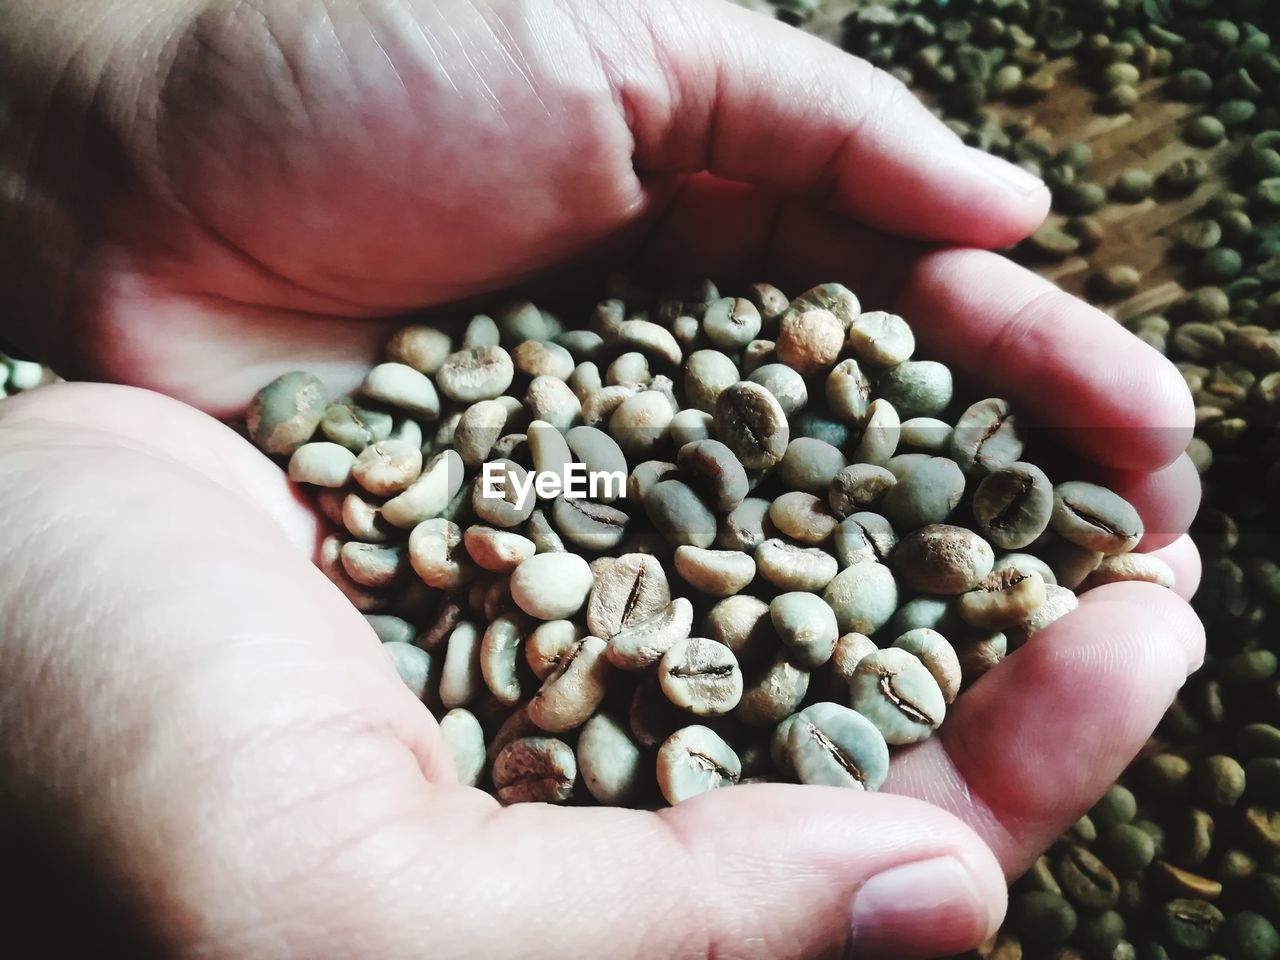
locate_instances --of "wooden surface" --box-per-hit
[787,1,1233,323]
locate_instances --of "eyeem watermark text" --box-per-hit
[480,462,626,511]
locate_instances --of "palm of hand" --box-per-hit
[0,1,1205,957]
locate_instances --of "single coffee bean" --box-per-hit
[619,319,682,367]
[1042,538,1104,590]
[436,346,515,402]
[525,619,584,680]
[628,460,677,501]
[656,725,741,804]
[973,462,1054,549]
[409,518,477,589]
[480,615,526,707]
[496,299,561,344]
[586,552,670,638]
[609,390,673,460]
[755,538,839,592]
[877,360,953,419]
[735,652,810,728]
[770,492,837,545]
[834,512,897,567]
[714,381,789,469]
[607,597,694,671]
[959,568,1047,630]
[552,496,628,552]
[851,398,901,466]
[341,541,408,588]
[382,450,465,529]
[825,358,873,424]
[891,628,962,703]
[785,702,890,790]
[248,371,328,454]
[463,526,536,573]
[514,339,575,380]
[365,614,416,645]
[881,455,966,529]
[1159,899,1225,952]
[524,420,572,491]
[439,622,485,709]
[527,635,611,732]
[770,592,839,669]
[471,459,537,529]
[951,398,1024,475]
[1010,583,1080,644]
[1083,553,1176,590]
[684,350,740,413]
[362,362,441,420]
[564,427,627,501]
[828,464,897,518]
[822,562,899,635]
[1051,481,1144,554]
[777,438,847,495]
[493,736,576,804]
[353,439,422,496]
[829,631,878,697]
[581,384,638,426]
[898,417,953,454]
[1009,891,1078,946]
[704,595,776,671]
[578,712,647,805]
[678,439,749,513]
[716,497,775,552]
[510,553,594,620]
[668,409,713,448]
[740,339,775,374]
[849,648,947,744]
[776,308,844,374]
[845,310,914,367]
[959,630,1006,683]
[893,524,995,595]
[994,551,1058,585]
[674,546,756,597]
[1097,824,1157,876]
[659,637,744,716]
[1056,845,1121,910]
[288,442,357,488]
[454,400,510,468]
[386,325,452,375]
[320,399,393,452]
[884,453,931,481]
[439,708,485,786]
[384,641,437,701]
[747,363,807,417]
[645,479,717,549]
[702,297,762,351]
[791,282,860,327]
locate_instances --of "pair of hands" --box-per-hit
[0,0,1205,957]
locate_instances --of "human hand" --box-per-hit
[1,0,1053,411]
[0,0,1205,957]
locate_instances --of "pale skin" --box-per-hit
[0,0,1205,957]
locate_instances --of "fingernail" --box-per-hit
[850,857,999,959]
[964,146,1048,197]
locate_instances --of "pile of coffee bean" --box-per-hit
[247,279,1165,808]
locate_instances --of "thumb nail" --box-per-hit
[964,146,1048,197]
[850,857,1000,959]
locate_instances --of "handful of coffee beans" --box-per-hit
[245,278,1171,808]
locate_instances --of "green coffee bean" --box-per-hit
[248,371,328,455]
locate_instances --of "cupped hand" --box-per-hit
[0,0,1205,957]
[2,0,1051,408]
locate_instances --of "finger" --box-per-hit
[425,784,1004,960]
[1146,534,1203,602]
[1090,454,1203,552]
[893,248,1195,471]
[619,0,1048,247]
[884,585,1204,875]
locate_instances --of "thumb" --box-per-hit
[611,0,1048,247]
[427,784,1006,960]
